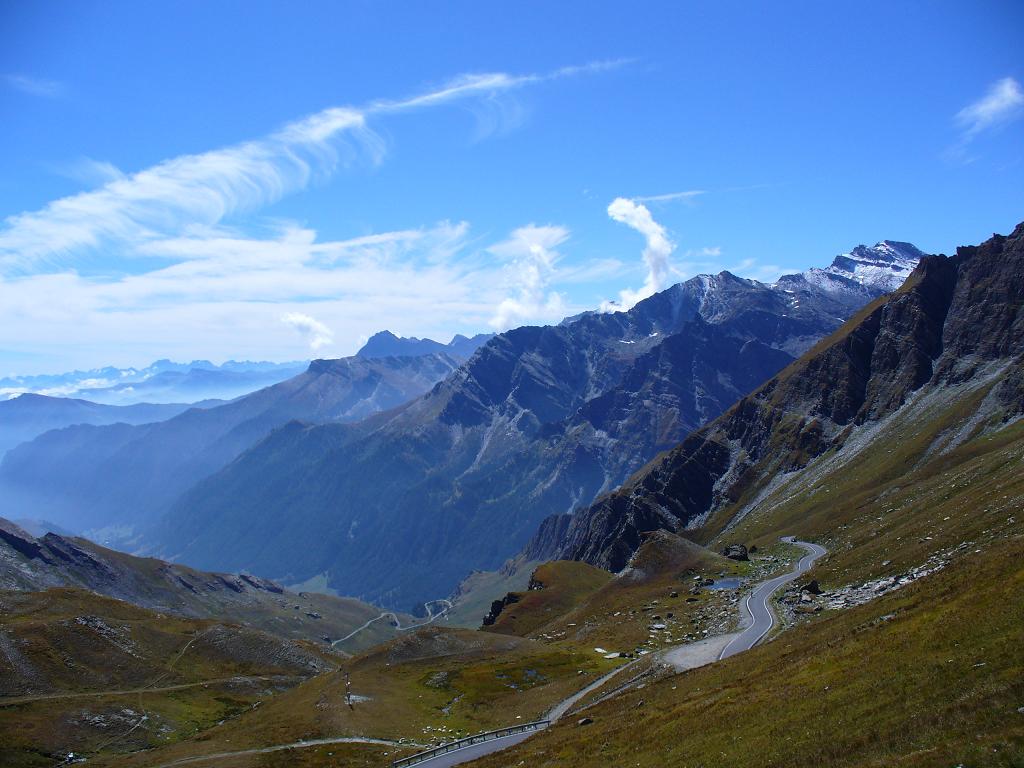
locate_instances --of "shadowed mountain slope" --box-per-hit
[0,353,462,538]
[0,394,206,459]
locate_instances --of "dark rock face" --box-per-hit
[0,518,49,562]
[155,246,913,607]
[801,580,822,595]
[721,544,749,561]
[481,592,520,626]
[548,224,1024,571]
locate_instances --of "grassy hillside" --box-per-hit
[482,561,613,637]
[100,626,619,768]
[463,374,1024,767]
[471,533,1024,768]
[0,588,339,767]
[0,521,404,650]
[705,379,1024,590]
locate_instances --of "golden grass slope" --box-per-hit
[471,532,1024,768]
[0,588,340,767]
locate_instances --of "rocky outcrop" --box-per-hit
[481,592,521,627]
[720,544,749,561]
[0,516,385,648]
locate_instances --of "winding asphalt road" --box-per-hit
[407,537,827,768]
[332,599,453,649]
[718,538,827,659]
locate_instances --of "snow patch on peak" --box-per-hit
[825,241,923,293]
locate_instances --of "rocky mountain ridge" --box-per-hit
[536,224,1021,571]
[356,330,493,360]
[0,358,308,405]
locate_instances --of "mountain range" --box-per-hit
[149,241,922,606]
[6,230,1022,768]
[0,350,475,540]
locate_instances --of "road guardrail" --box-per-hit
[391,720,550,767]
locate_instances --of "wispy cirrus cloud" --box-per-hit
[955,76,1024,140]
[4,74,63,98]
[0,62,630,368]
[947,76,1024,162]
[0,218,585,366]
[0,60,629,273]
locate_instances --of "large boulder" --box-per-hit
[720,544,749,561]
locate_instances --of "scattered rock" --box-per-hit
[577,717,593,726]
[424,671,453,689]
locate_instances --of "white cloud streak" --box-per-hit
[0,60,628,273]
[633,190,705,204]
[489,225,570,330]
[601,197,675,312]
[955,76,1024,140]
[281,311,334,352]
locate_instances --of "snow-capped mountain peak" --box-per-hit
[823,240,924,292]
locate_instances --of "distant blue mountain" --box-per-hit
[0,359,308,406]
[356,330,493,361]
[0,393,210,458]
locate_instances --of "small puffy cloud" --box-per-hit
[602,197,674,311]
[956,76,1024,140]
[489,225,569,330]
[281,312,334,352]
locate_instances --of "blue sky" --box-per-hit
[1,1,1022,373]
